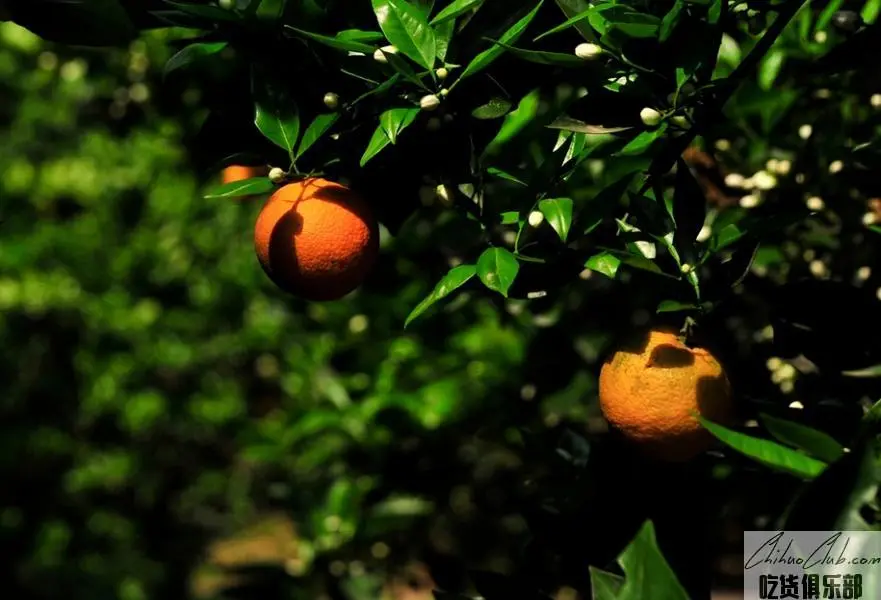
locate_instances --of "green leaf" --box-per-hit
[534,7,594,42]
[553,0,597,42]
[816,0,845,31]
[434,17,455,61]
[782,400,881,531]
[659,0,683,42]
[484,89,541,152]
[585,250,663,279]
[405,265,477,327]
[361,125,393,167]
[708,210,810,254]
[472,98,514,119]
[500,211,522,224]
[708,0,722,24]
[589,567,624,600]
[488,168,527,186]
[699,417,827,480]
[476,248,519,297]
[863,0,881,24]
[351,74,402,106]
[204,177,275,199]
[617,521,689,600]
[430,0,484,25]
[296,113,339,159]
[254,79,300,157]
[842,364,881,378]
[760,413,845,464]
[487,42,586,66]
[286,26,376,53]
[758,48,785,91]
[547,116,633,135]
[460,1,543,80]
[538,198,573,242]
[372,0,437,69]
[164,41,227,78]
[380,107,420,144]
[618,124,668,157]
[336,29,386,43]
[656,300,699,314]
[10,0,137,46]
[589,5,661,39]
[254,0,286,20]
[384,51,431,89]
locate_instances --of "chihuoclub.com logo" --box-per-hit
[744,531,881,600]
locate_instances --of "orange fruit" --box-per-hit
[598,328,734,461]
[222,165,264,184]
[253,178,379,301]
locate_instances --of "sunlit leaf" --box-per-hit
[431,0,484,25]
[405,265,477,327]
[477,247,520,297]
[617,521,689,600]
[164,41,227,77]
[286,26,376,53]
[296,113,339,159]
[538,197,573,242]
[204,177,275,199]
[460,1,543,80]
[760,413,845,464]
[373,0,437,69]
[700,417,827,479]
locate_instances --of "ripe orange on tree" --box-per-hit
[253,178,379,301]
[598,328,734,462]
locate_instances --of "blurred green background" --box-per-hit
[5,4,881,599]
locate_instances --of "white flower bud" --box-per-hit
[420,94,441,111]
[269,167,286,184]
[528,211,544,227]
[798,124,813,139]
[740,193,761,208]
[680,263,693,274]
[774,159,792,176]
[436,67,449,80]
[322,92,339,110]
[671,114,689,129]
[724,173,746,188]
[439,88,449,97]
[640,107,662,127]
[751,170,777,190]
[373,45,398,63]
[575,43,603,60]
[806,196,825,211]
[696,224,713,243]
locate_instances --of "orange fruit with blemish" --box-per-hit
[598,328,734,461]
[253,178,379,301]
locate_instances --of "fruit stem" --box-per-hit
[679,316,697,347]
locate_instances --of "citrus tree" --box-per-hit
[6,0,881,599]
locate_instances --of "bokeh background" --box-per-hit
[4,3,881,598]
